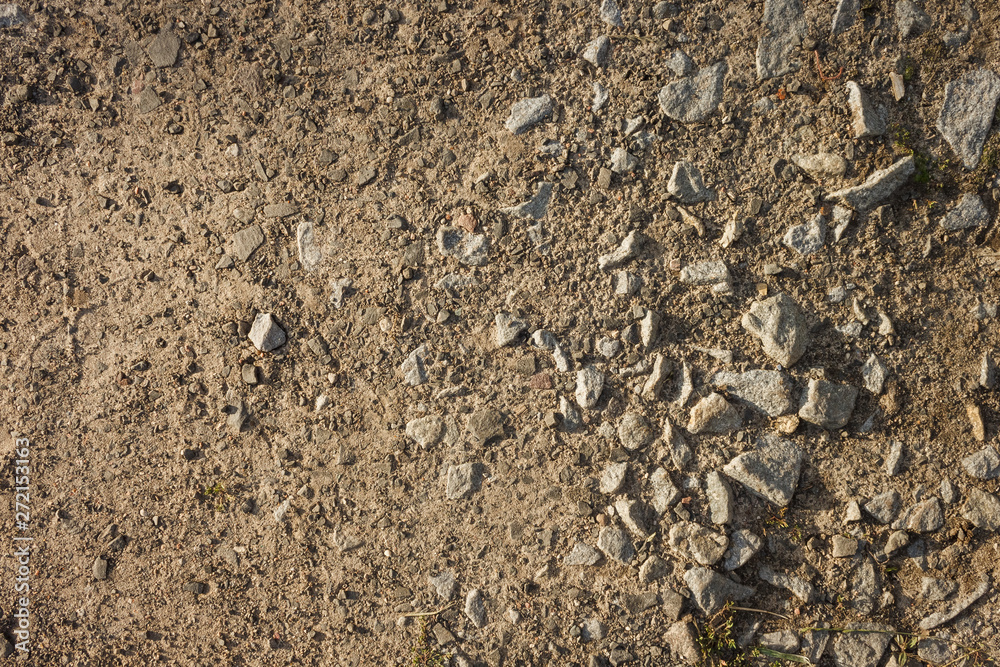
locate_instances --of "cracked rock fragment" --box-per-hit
[597,526,635,564]
[861,354,888,394]
[939,194,989,231]
[710,370,795,416]
[741,293,809,367]
[657,61,727,123]
[961,446,1000,479]
[598,230,642,270]
[405,416,444,449]
[937,69,1000,169]
[445,463,482,500]
[494,312,528,347]
[687,392,741,434]
[581,35,610,67]
[505,95,553,134]
[437,226,490,265]
[847,81,886,138]
[756,0,807,80]
[832,623,893,667]
[667,161,714,203]
[683,567,755,615]
[502,182,553,220]
[825,155,914,211]
[783,212,826,255]
[798,379,858,429]
[575,366,605,409]
[919,575,991,630]
[961,488,1000,530]
[723,434,802,507]
[668,522,728,565]
[248,313,286,352]
[400,345,429,386]
[759,564,815,603]
[723,529,762,571]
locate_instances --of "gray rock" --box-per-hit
[564,542,603,566]
[466,410,503,446]
[600,462,629,494]
[792,152,848,180]
[598,336,622,358]
[610,147,638,174]
[917,638,955,664]
[799,379,858,429]
[884,530,910,555]
[886,441,904,476]
[663,417,693,469]
[687,393,741,434]
[723,434,802,507]
[683,567,755,615]
[668,522,728,565]
[494,312,528,347]
[680,260,729,286]
[896,0,932,39]
[783,212,826,255]
[429,571,457,600]
[505,95,553,134]
[896,497,944,533]
[921,577,959,601]
[615,498,651,538]
[940,194,989,230]
[582,35,610,66]
[330,277,352,309]
[761,630,799,653]
[580,618,607,642]
[502,182,553,220]
[961,487,1000,530]
[832,623,893,667]
[263,202,297,218]
[147,30,180,68]
[618,413,653,450]
[919,574,991,630]
[850,558,880,614]
[446,463,482,500]
[832,535,858,558]
[0,3,27,27]
[576,366,605,409]
[847,81,886,138]
[592,82,609,112]
[980,351,997,389]
[639,555,671,583]
[598,230,642,270]
[741,293,809,367]
[723,529,762,570]
[136,86,161,113]
[232,225,264,261]
[465,589,487,628]
[639,309,660,349]
[435,274,478,290]
[657,61,728,123]
[599,0,623,28]
[296,222,322,270]
[759,564,814,603]
[864,490,900,524]
[93,557,109,580]
[825,155,915,211]
[831,0,859,35]
[706,472,734,525]
[241,364,257,385]
[940,478,958,504]
[597,526,635,564]
[650,467,681,515]
[937,69,1000,169]
[862,354,888,395]
[227,399,248,433]
[802,627,831,664]
[215,254,234,270]
[756,0,807,80]
[711,370,795,416]
[405,416,445,449]
[560,396,583,432]
[248,313,286,352]
[961,445,1000,479]
[667,161,714,203]
[437,226,490,265]
[664,622,700,663]
[400,345,429,386]
[666,49,695,76]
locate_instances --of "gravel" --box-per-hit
[722,434,803,507]
[936,69,1000,168]
[741,293,809,367]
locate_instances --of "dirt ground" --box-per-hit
[1,0,1000,664]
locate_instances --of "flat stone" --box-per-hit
[598,230,642,270]
[864,490,900,524]
[296,222,322,270]
[792,152,848,180]
[937,69,1000,169]
[668,522,728,565]
[832,535,858,557]
[597,526,635,564]
[600,462,628,494]
[761,630,800,653]
[940,194,989,231]
[683,567,755,615]
[437,226,490,265]
[136,86,161,113]
[610,147,638,174]
[759,564,814,602]
[850,558,880,614]
[494,312,528,347]
[921,577,959,601]
[711,370,795,416]
[400,345,428,386]
[831,0,859,35]
[962,446,1000,479]
[687,392,741,434]
[783,212,826,255]
[248,313,285,352]
[862,354,888,394]
[723,434,803,507]
[650,467,681,515]
[896,0,931,39]
[93,557,108,580]
[505,95,553,134]
[582,35,610,66]
[680,260,729,286]
[465,589,487,628]
[799,379,858,429]
[446,463,482,500]
[560,397,583,432]
[831,623,893,667]
[592,81,609,112]
[615,498,651,538]
[263,202,298,218]
[618,413,653,450]
[502,182,553,220]
[722,529,762,570]
[0,3,28,27]
[639,310,660,349]
[706,471,734,525]
[847,81,886,138]
[664,622,700,663]
[664,416,693,469]
[666,49,695,76]
[564,542,602,566]
[741,293,809,367]
[756,0,807,80]
[232,225,264,261]
[466,410,503,446]
[599,0,623,27]
[961,487,1000,530]
[435,274,478,290]
[826,155,915,211]
[980,352,997,389]
[147,31,180,68]
[580,618,607,642]
[405,416,445,448]
[917,638,955,664]
[886,440,904,476]
[896,497,944,533]
[667,161,714,203]
[657,61,727,123]
[429,571,457,600]
[940,478,958,504]
[639,555,671,584]
[919,574,991,630]
[576,366,605,409]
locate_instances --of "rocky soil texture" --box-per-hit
[1,0,1000,664]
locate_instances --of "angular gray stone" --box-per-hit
[248,313,285,352]
[886,441,904,476]
[687,392,741,434]
[850,558,880,614]
[862,354,888,395]
[639,309,660,349]
[564,542,602,566]
[446,463,482,500]
[435,274,478,290]
[896,0,931,39]
[723,434,802,507]
[792,152,848,180]
[683,567,755,615]
[783,212,826,255]
[650,467,681,515]
[981,351,997,389]
[832,535,858,558]
[592,81,609,112]
[136,86,161,114]
[864,490,900,524]
[711,370,795,416]
[232,225,264,261]
[405,416,444,448]
[940,194,989,231]
[921,577,959,601]
[663,417,692,469]
[263,202,297,218]
[664,622,700,662]
[826,155,915,211]
[761,630,799,653]
[666,49,695,76]
[147,31,180,68]
[465,589,487,628]
[657,61,727,123]
[961,487,1000,530]
[756,0,807,80]
[847,81,886,138]
[917,638,955,664]
[723,529,762,571]
[494,312,528,347]
[618,413,653,451]
[831,0,859,35]
[580,618,607,642]
[759,564,814,602]
[576,366,605,409]
[597,526,635,564]
[798,379,858,429]
[296,221,322,270]
[505,95,553,134]
[93,557,108,580]
[502,182,553,220]
[832,623,893,667]
[741,293,809,367]
[937,69,1000,169]
[400,345,428,386]
[600,462,628,494]
[598,230,642,270]
[706,471,734,525]
[560,396,583,432]
[582,35,610,67]
[896,497,944,533]
[639,555,671,583]
[466,409,503,446]
[668,522,728,565]
[610,147,638,174]
[599,0,623,28]
[615,498,651,538]
[667,161,714,203]
[0,3,27,27]
[429,571,457,600]
[680,260,729,286]
[919,574,991,630]
[962,446,1000,479]
[437,226,489,266]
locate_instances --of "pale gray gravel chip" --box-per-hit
[597,526,635,564]
[961,487,1000,530]
[921,577,959,601]
[502,182,553,220]
[429,571,457,600]
[564,542,602,566]
[618,413,653,450]
[825,155,915,211]
[683,567,755,615]
[756,0,807,80]
[263,202,297,218]
[505,95,553,134]
[650,467,681,515]
[687,392,741,434]
[896,0,931,39]
[446,463,482,500]
[147,30,180,68]
[600,462,628,494]
[961,445,1000,479]
[939,194,989,230]
[741,293,809,367]
[758,564,815,602]
[248,313,285,352]
[581,35,610,66]
[657,61,727,123]
[437,226,490,265]
[400,346,428,386]
[680,260,729,286]
[919,575,991,630]
[706,471,734,525]
[668,522,728,565]
[465,589,487,628]
[846,81,886,138]
[576,366,605,409]
[783,212,826,255]
[598,230,642,270]
[864,490,900,524]
[667,161,714,203]
[405,416,445,448]
[861,354,888,394]
[723,434,802,507]
[494,312,528,347]
[832,623,893,667]
[599,0,623,27]
[711,370,795,416]
[798,379,858,429]
[937,69,1000,169]
[296,221,321,270]
[232,225,264,261]
[886,441,904,476]
[792,152,848,179]
[722,529,762,570]
[666,49,695,76]
[831,0,859,34]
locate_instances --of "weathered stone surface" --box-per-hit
[667,161,714,203]
[650,467,681,515]
[706,471,734,525]
[937,69,1000,169]
[680,260,729,286]
[600,0,623,27]
[847,81,886,138]
[263,202,298,218]
[723,434,802,507]
[502,182,553,220]
[581,35,610,67]
[687,392,741,434]
[465,589,487,628]
[792,152,848,180]
[576,366,605,409]
[405,416,444,448]
[598,230,643,270]
[429,571,457,600]
[864,490,900,524]
[494,312,528,347]
[666,49,695,76]
[0,3,28,27]
[940,194,989,231]
[597,526,635,564]
[683,567,755,615]
[961,487,1000,530]
[919,574,991,630]
[600,462,628,494]
[826,156,915,211]
[798,379,858,429]
[921,577,959,601]
[962,446,1000,479]
[741,293,809,367]
[668,522,728,565]
[896,497,944,533]
[400,346,428,386]
[296,221,321,270]
[446,463,482,500]
[756,0,807,80]
[783,213,826,255]
[618,413,653,450]
[861,354,888,394]
[248,313,286,352]
[896,0,931,39]
[438,226,490,265]
[147,30,180,68]
[711,370,795,416]
[832,623,893,667]
[615,498,651,538]
[850,558,880,614]
[831,0,859,35]
[564,542,602,566]
[759,564,815,602]
[466,409,504,446]
[232,225,264,261]
[657,61,727,123]
[505,95,553,134]
[723,529,762,571]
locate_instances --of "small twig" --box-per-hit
[729,606,792,621]
[401,603,454,618]
[814,49,844,82]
